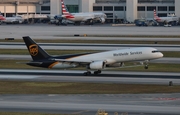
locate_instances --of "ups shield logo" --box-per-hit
[29,44,38,56]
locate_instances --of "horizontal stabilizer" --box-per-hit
[16,62,43,65]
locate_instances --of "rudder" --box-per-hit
[61,0,71,15]
[153,9,159,19]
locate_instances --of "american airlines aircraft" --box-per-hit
[154,9,179,26]
[61,0,107,25]
[0,12,24,24]
[23,36,163,76]
[0,13,6,25]
[3,15,24,24]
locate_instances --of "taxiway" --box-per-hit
[0,94,179,115]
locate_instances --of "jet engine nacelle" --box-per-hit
[89,61,105,69]
[100,18,105,23]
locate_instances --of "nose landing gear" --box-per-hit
[144,60,149,69]
[144,65,148,69]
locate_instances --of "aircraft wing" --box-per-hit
[104,64,144,70]
[82,17,95,21]
[54,59,91,64]
[104,61,144,69]
[54,59,145,69]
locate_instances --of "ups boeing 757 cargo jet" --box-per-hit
[23,36,163,75]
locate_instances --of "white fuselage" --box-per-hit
[155,16,179,23]
[52,47,163,69]
[63,12,106,23]
[3,16,24,24]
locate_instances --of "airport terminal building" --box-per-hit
[0,0,179,23]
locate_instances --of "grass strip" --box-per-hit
[1,39,180,44]
[0,49,180,58]
[0,112,63,115]
[0,81,179,94]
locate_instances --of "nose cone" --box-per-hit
[159,52,164,58]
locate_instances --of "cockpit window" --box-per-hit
[152,50,160,53]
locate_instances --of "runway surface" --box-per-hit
[0,69,180,85]
[0,42,180,51]
[0,94,180,115]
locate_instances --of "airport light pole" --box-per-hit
[27,0,29,23]
[15,0,19,16]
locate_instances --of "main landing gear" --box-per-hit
[83,70,101,76]
[144,60,149,69]
[83,71,91,76]
[94,70,101,75]
[144,64,148,69]
[74,21,81,25]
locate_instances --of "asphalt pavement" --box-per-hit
[0,94,180,115]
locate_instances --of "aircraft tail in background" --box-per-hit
[0,12,6,21]
[153,9,160,20]
[61,0,72,16]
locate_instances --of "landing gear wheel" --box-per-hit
[83,71,91,76]
[94,71,98,75]
[98,70,101,74]
[94,70,101,75]
[144,65,148,69]
[89,19,93,25]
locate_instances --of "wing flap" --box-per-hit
[104,63,144,70]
